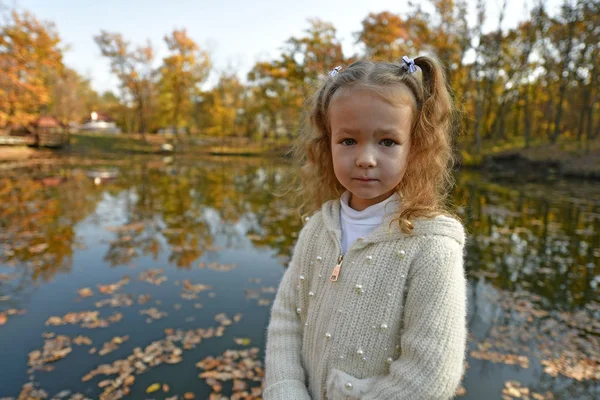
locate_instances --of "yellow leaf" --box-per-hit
[234,337,252,346]
[146,383,161,393]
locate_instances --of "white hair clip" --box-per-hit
[329,66,342,77]
[401,56,417,73]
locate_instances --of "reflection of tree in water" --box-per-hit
[0,167,102,309]
[454,171,600,309]
[93,158,302,267]
[0,168,101,280]
[102,162,217,268]
[185,159,302,262]
[228,163,302,261]
[7,159,597,309]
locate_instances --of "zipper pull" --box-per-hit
[330,254,344,282]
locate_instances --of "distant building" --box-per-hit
[80,111,121,133]
[33,116,64,132]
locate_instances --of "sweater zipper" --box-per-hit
[330,254,344,282]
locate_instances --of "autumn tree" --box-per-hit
[95,31,156,135]
[195,72,246,138]
[248,19,346,139]
[0,9,63,128]
[157,29,210,133]
[47,67,99,124]
[356,11,414,61]
[285,19,345,83]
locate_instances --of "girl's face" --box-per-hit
[329,85,414,211]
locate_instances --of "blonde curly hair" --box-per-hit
[290,55,458,233]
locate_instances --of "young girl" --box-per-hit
[264,56,467,400]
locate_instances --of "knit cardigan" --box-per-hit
[264,199,467,400]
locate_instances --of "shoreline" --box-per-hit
[2,134,599,180]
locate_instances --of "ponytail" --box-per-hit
[393,55,457,232]
[413,56,453,130]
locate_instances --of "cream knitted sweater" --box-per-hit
[264,199,467,400]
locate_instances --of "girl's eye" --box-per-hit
[381,139,396,147]
[341,139,356,146]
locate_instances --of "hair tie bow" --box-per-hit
[329,66,342,77]
[401,56,417,73]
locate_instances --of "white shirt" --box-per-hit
[339,191,401,253]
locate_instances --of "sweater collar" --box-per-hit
[340,191,400,225]
[321,198,466,248]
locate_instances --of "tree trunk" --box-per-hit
[551,5,576,144]
[523,84,532,148]
[578,86,590,144]
[586,52,598,143]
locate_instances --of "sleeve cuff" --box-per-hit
[263,379,312,400]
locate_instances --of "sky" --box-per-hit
[12,0,562,94]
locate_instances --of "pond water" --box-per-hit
[0,156,598,400]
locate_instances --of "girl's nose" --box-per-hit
[356,146,376,168]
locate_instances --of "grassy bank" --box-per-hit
[460,137,600,179]
[67,132,165,156]
[65,133,291,157]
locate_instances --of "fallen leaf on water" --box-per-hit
[140,307,168,322]
[196,348,264,394]
[233,379,248,391]
[95,293,134,308]
[139,268,167,285]
[469,350,529,369]
[97,277,130,294]
[146,383,161,393]
[234,338,252,346]
[6,308,26,316]
[78,288,93,298]
[184,392,195,399]
[257,298,272,306]
[99,335,129,356]
[0,313,6,325]
[45,310,122,329]
[80,323,231,398]
[182,280,212,293]
[214,313,232,326]
[198,261,237,272]
[28,335,73,371]
[162,384,170,392]
[98,379,112,388]
[73,335,92,346]
[18,383,48,399]
[46,316,64,326]
[124,375,135,386]
[138,294,152,304]
[181,292,198,300]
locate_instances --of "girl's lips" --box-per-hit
[353,178,378,181]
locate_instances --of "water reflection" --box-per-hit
[454,171,600,309]
[0,158,598,399]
